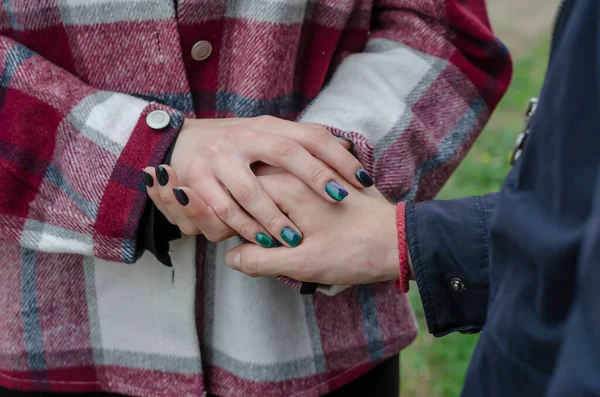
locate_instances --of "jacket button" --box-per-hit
[450,278,466,292]
[146,110,171,130]
[191,40,212,61]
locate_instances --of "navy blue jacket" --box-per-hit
[406,0,600,395]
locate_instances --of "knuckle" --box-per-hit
[185,205,207,221]
[265,214,283,232]
[252,115,276,127]
[203,143,223,157]
[214,204,235,222]
[159,192,175,205]
[234,182,257,204]
[273,140,300,158]
[239,255,260,278]
[237,220,255,239]
[146,189,159,201]
[308,165,330,185]
[309,125,331,144]
[179,224,198,236]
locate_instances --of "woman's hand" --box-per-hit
[222,172,400,286]
[144,117,372,248]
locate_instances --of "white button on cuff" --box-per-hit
[146,110,171,130]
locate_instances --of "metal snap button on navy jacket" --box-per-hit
[406,0,600,395]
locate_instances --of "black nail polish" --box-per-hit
[356,169,374,187]
[142,171,154,188]
[173,188,189,206]
[270,240,283,248]
[156,166,169,186]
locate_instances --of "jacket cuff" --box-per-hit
[93,103,184,264]
[135,124,182,266]
[406,195,496,337]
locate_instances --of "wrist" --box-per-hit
[170,118,202,182]
[375,201,402,282]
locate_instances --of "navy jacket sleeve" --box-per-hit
[544,174,600,396]
[405,193,498,337]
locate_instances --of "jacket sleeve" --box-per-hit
[405,193,499,336]
[299,0,512,202]
[544,176,600,396]
[0,37,183,264]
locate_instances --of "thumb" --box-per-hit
[225,244,298,279]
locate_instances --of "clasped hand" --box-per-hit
[144,116,399,285]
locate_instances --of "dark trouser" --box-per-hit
[0,354,399,397]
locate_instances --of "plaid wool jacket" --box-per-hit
[0,0,511,396]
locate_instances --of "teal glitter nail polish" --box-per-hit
[255,233,273,248]
[281,227,302,247]
[325,181,349,201]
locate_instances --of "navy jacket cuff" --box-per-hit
[406,194,498,337]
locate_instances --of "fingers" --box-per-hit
[214,159,304,247]
[254,172,320,216]
[249,116,373,189]
[248,134,353,203]
[170,186,237,242]
[146,165,199,235]
[143,167,176,224]
[189,177,286,248]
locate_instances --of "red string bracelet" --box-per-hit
[394,202,410,293]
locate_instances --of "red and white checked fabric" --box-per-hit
[0,1,512,396]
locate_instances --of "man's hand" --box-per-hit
[143,117,367,248]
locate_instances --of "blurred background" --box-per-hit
[400,1,561,396]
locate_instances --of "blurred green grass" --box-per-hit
[399,39,550,397]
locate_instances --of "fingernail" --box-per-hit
[255,232,273,248]
[325,181,349,201]
[270,240,283,248]
[156,166,169,186]
[142,171,154,188]
[281,227,302,247]
[356,169,374,187]
[226,252,241,270]
[173,188,189,206]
